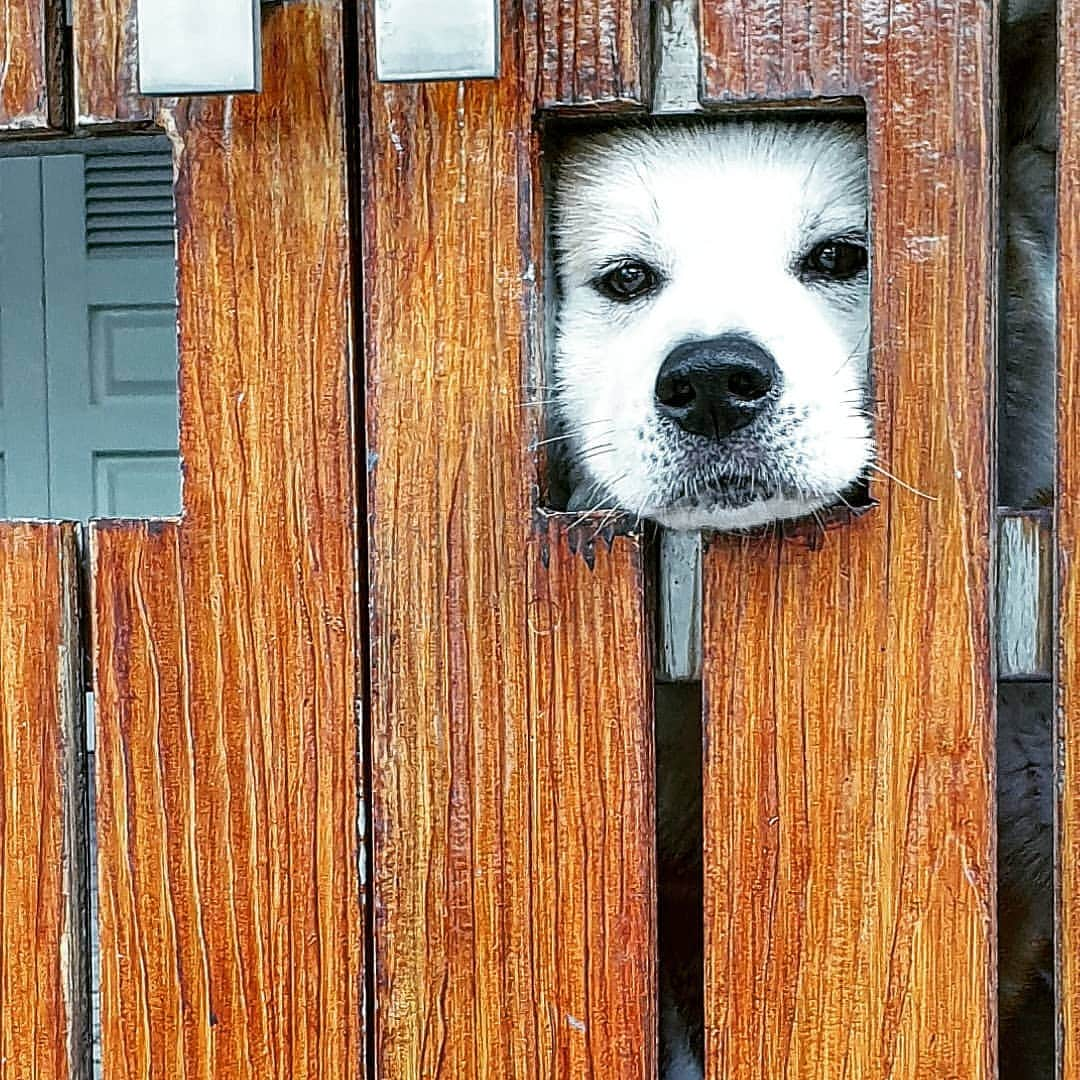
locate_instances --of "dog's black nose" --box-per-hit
[655,334,780,439]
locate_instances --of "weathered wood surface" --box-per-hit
[1059,0,1080,1065]
[73,0,156,126]
[360,0,654,1074]
[998,511,1053,680]
[527,522,656,1076]
[535,0,651,106]
[0,0,64,131]
[699,1,997,1076]
[0,523,89,1080]
[89,3,363,1077]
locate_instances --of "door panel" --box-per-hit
[41,154,180,520]
[0,158,49,518]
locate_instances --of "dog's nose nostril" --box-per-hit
[655,334,780,440]
[660,378,696,408]
[727,366,771,401]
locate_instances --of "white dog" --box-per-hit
[553,120,872,532]
[551,5,1056,1069]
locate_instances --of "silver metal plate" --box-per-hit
[136,0,261,96]
[374,0,500,82]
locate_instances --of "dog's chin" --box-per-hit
[646,491,836,532]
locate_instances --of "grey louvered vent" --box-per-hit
[85,153,176,254]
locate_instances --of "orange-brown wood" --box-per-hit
[699,1,997,1076]
[0,0,64,131]
[1059,0,1080,1067]
[90,3,363,1077]
[527,521,656,1076]
[72,0,156,126]
[535,0,651,107]
[360,1,653,1074]
[0,523,89,1080]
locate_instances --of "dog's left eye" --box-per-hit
[801,239,868,281]
[594,260,659,301]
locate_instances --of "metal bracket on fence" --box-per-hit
[373,0,500,83]
[136,0,262,95]
[656,510,1054,683]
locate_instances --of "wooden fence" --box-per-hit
[0,0,1066,1076]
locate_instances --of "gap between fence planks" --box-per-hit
[0,523,89,1080]
[698,0,998,1075]
[86,2,364,1077]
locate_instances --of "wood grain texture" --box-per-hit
[72,0,156,126]
[528,521,656,1077]
[699,0,854,102]
[1059,0,1080,1065]
[533,0,651,107]
[359,1,654,1074]
[90,4,363,1078]
[0,0,64,131]
[699,1,997,1075]
[0,523,89,1080]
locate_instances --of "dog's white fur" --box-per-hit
[553,121,871,530]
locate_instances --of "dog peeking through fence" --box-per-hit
[549,1,1056,1076]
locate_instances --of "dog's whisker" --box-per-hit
[866,463,938,501]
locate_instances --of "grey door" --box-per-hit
[0,158,50,517]
[0,147,180,520]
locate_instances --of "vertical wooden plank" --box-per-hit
[73,0,156,127]
[698,0,997,1076]
[1059,0,1080,1065]
[91,3,363,1078]
[0,523,89,1080]
[534,0,652,107]
[0,0,65,131]
[360,1,654,1076]
[699,0,853,102]
[528,521,656,1077]
[90,523,205,1079]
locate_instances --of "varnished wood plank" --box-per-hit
[0,0,65,131]
[91,3,363,1077]
[535,0,651,107]
[699,0,854,102]
[73,0,156,127]
[1059,0,1080,1065]
[0,523,89,1080]
[528,521,656,1077]
[360,1,655,1073]
[698,1,997,1075]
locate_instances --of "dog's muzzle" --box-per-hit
[655,333,780,440]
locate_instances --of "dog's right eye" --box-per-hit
[593,260,659,302]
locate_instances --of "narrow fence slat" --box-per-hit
[528,522,656,1076]
[0,0,64,132]
[1059,0,1080,1064]
[359,2,653,1075]
[72,0,157,127]
[90,523,203,1078]
[0,523,89,1080]
[90,3,363,1077]
[535,0,652,107]
[699,1,997,1075]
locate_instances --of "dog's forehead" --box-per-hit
[554,122,867,268]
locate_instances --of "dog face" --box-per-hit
[551,120,872,530]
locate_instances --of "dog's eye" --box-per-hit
[594,260,659,301]
[801,239,868,281]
